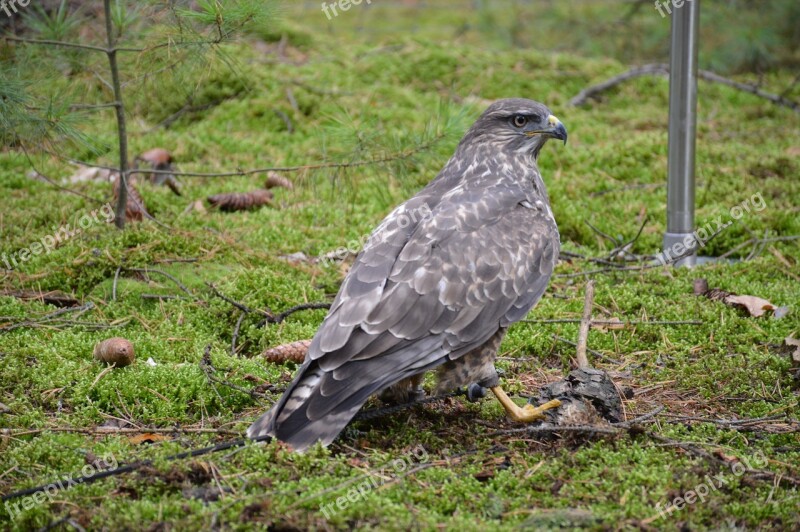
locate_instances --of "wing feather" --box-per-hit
[251,175,560,451]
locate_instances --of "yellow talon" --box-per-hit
[491,387,561,423]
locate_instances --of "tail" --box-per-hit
[247,340,446,452]
[246,362,369,451]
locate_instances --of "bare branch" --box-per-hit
[523,318,702,326]
[571,63,800,113]
[129,133,447,177]
[3,36,109,53]
[21,146,105,204]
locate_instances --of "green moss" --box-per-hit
[1,4,799,530]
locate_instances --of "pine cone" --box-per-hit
[112,175,149,222]
[262,340,310,364]
[693,278,733,301]
[207,190,273,212]
[264,172,293,190]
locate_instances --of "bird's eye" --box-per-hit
[512,115,527,128]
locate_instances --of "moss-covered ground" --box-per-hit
[1,2,799,530]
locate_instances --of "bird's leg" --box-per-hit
[380,374,426,404]
[490,387,561,422]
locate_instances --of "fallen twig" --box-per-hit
[258,302,331,326]
[140,294,189,301]
[90,366,115,388]
[0,434,273,503]
[615,406,665,428]
[552,335,622,366]
[646,432,800,488]
[126,268,196,299]
[523,318,702,326]
[125,132,447,179]
[0,302,95,333]
[485,424,622,438]
[559,250,623,267]
[719,235,800,260]
[205,282,270,317]
[200,345,269,399]
[231,312,247,356]
[589,182,664,198]
[112,266,122,301]
[0,289,79,308]
[585,221,619,247]
[575,281,595,369]
[662,412,800,433]
[21,146,106,205]
[5,426,240,437]
[570,63,800,113]
[606,216,648,261]
[556,221,729,277]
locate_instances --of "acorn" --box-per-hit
[93,337,135,367]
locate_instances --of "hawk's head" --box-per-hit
[463,98,567,159]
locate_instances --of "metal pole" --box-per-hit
[663,0,700,267]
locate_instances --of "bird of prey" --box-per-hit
[249,98,567,451]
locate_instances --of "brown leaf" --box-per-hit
[723,295,776,318]
[474,469,494,482]
[183,199,207,215]
[264,171,294,190]
[712,450,739,463]
[128,433,170,445]
[112,175,150,222]
[0,289,79,308]
[694,279,786,318]
[242,373,269,384]
[93,337,135,367]
[134,148,181,195]
[262,340,310,364]
[208,189,273,212]
[67,165,114,184]
[785,337,800,364]
[137,148,172,167]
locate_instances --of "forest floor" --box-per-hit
[1,2,799,530]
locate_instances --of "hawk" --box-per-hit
[249,99,567,451]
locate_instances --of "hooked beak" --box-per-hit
[545,115,568,145]
[524,114,568,145]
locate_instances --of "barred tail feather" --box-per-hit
[247,343,446,452]
[246,364,386,452]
